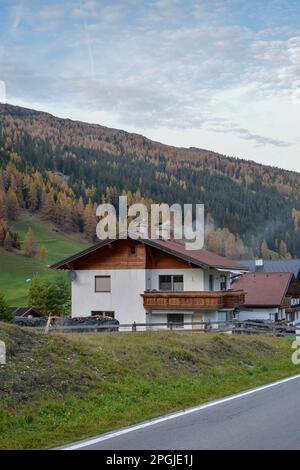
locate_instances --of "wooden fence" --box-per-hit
[41,319,294,336]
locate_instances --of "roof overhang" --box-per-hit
[216,267,248,275]
[50,237,249,272]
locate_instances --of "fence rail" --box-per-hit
[34,319,294,336]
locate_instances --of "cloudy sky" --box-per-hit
[0,0,299,171]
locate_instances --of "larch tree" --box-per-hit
[38,245,48,263]
[7,187,20,220]
[23,227,36,257]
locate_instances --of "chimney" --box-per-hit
[154,221,171,240]
[255,259,264,271]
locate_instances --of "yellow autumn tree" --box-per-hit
[23,228,36,257]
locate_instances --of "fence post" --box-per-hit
[45,316,51,334]
[132,321,137,332]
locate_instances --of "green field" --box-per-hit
[0,213,89,306]
[0,323,299,449]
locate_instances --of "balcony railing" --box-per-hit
[141,289,245,310]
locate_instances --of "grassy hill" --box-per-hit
[0,213,89,306]
[0,322,299,449]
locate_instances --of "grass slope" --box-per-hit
[0,322,299,449]
[0,213,89,306]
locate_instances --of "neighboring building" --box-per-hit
[51,238,247,328]
[238,259,300,279]
[232,272,300,322]
[9,307,44,317]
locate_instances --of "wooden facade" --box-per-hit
[70,239,146,270]
[67,239,197,270]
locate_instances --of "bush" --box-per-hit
[0,292,13,322]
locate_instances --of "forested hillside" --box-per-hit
[1,102,300,258]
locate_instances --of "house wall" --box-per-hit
[203,270,230,291]
[71,269,146,323]
[147,313,193,330]
[238,307,280,322]
[147,268,204,291]
[70,254,235,326]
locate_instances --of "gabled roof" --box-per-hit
[145,238,248,271]
[50,237,248,271]
[232,272,294,307]
[239,259,300,279]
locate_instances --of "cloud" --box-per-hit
[0,0,299,156]
[208,123,292,148]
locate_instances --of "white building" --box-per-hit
[51,238,247,328]
[232,272,300,322]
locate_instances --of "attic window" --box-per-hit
[129,244,137,256]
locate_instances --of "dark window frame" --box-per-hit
[94,275,111,293]
[129,244,137,256]
[159,274,184,291]
[220,275,227,291]
[167,314,184,328]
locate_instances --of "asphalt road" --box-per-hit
[62,375,300,450]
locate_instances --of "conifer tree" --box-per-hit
[7,187,20,220]
[23,227,36,257]
[3,231,12,251]
[0,292,12,322]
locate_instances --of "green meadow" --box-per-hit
[0,213,89,306]
[0,324,299,449]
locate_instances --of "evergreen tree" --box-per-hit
[3,231,12,251]
[28,276,48,313]
[0,190,7,221]
[46,277,71,316]
[0,220,7,246]
[0,292,12,322]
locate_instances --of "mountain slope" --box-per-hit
[1,102,300,256]
[0,213,89,305]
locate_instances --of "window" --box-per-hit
[218,311,233,322]
[159,275,184,291]
[173,275,184,291]
[95,276,111,292]
[167,314,184,328]
[91,311,114,319]
[209,274,214,291]
[129,244,136,256]
[220,275,227,291]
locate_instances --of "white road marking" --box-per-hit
[61,374,300,450]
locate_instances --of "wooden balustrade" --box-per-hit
[141,289,245,310]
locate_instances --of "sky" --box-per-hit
[0,0,299,171]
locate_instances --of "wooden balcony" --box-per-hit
[141,289,245,311]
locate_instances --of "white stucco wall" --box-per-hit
[71,267,234,326]
[238,307,279,322]
[147,268,204,291]
[71,269,146,323]
[203,270,230,291]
